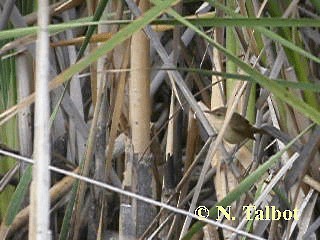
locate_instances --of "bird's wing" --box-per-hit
[230,113,255,139]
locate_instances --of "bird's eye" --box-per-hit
[216,113,222,117]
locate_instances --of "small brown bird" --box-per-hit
[205,107,265,144]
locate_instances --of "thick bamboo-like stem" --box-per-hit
[128,0,156,237]
[130,2,151,155]
[28,0,51,239]
[16,52,33,170]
